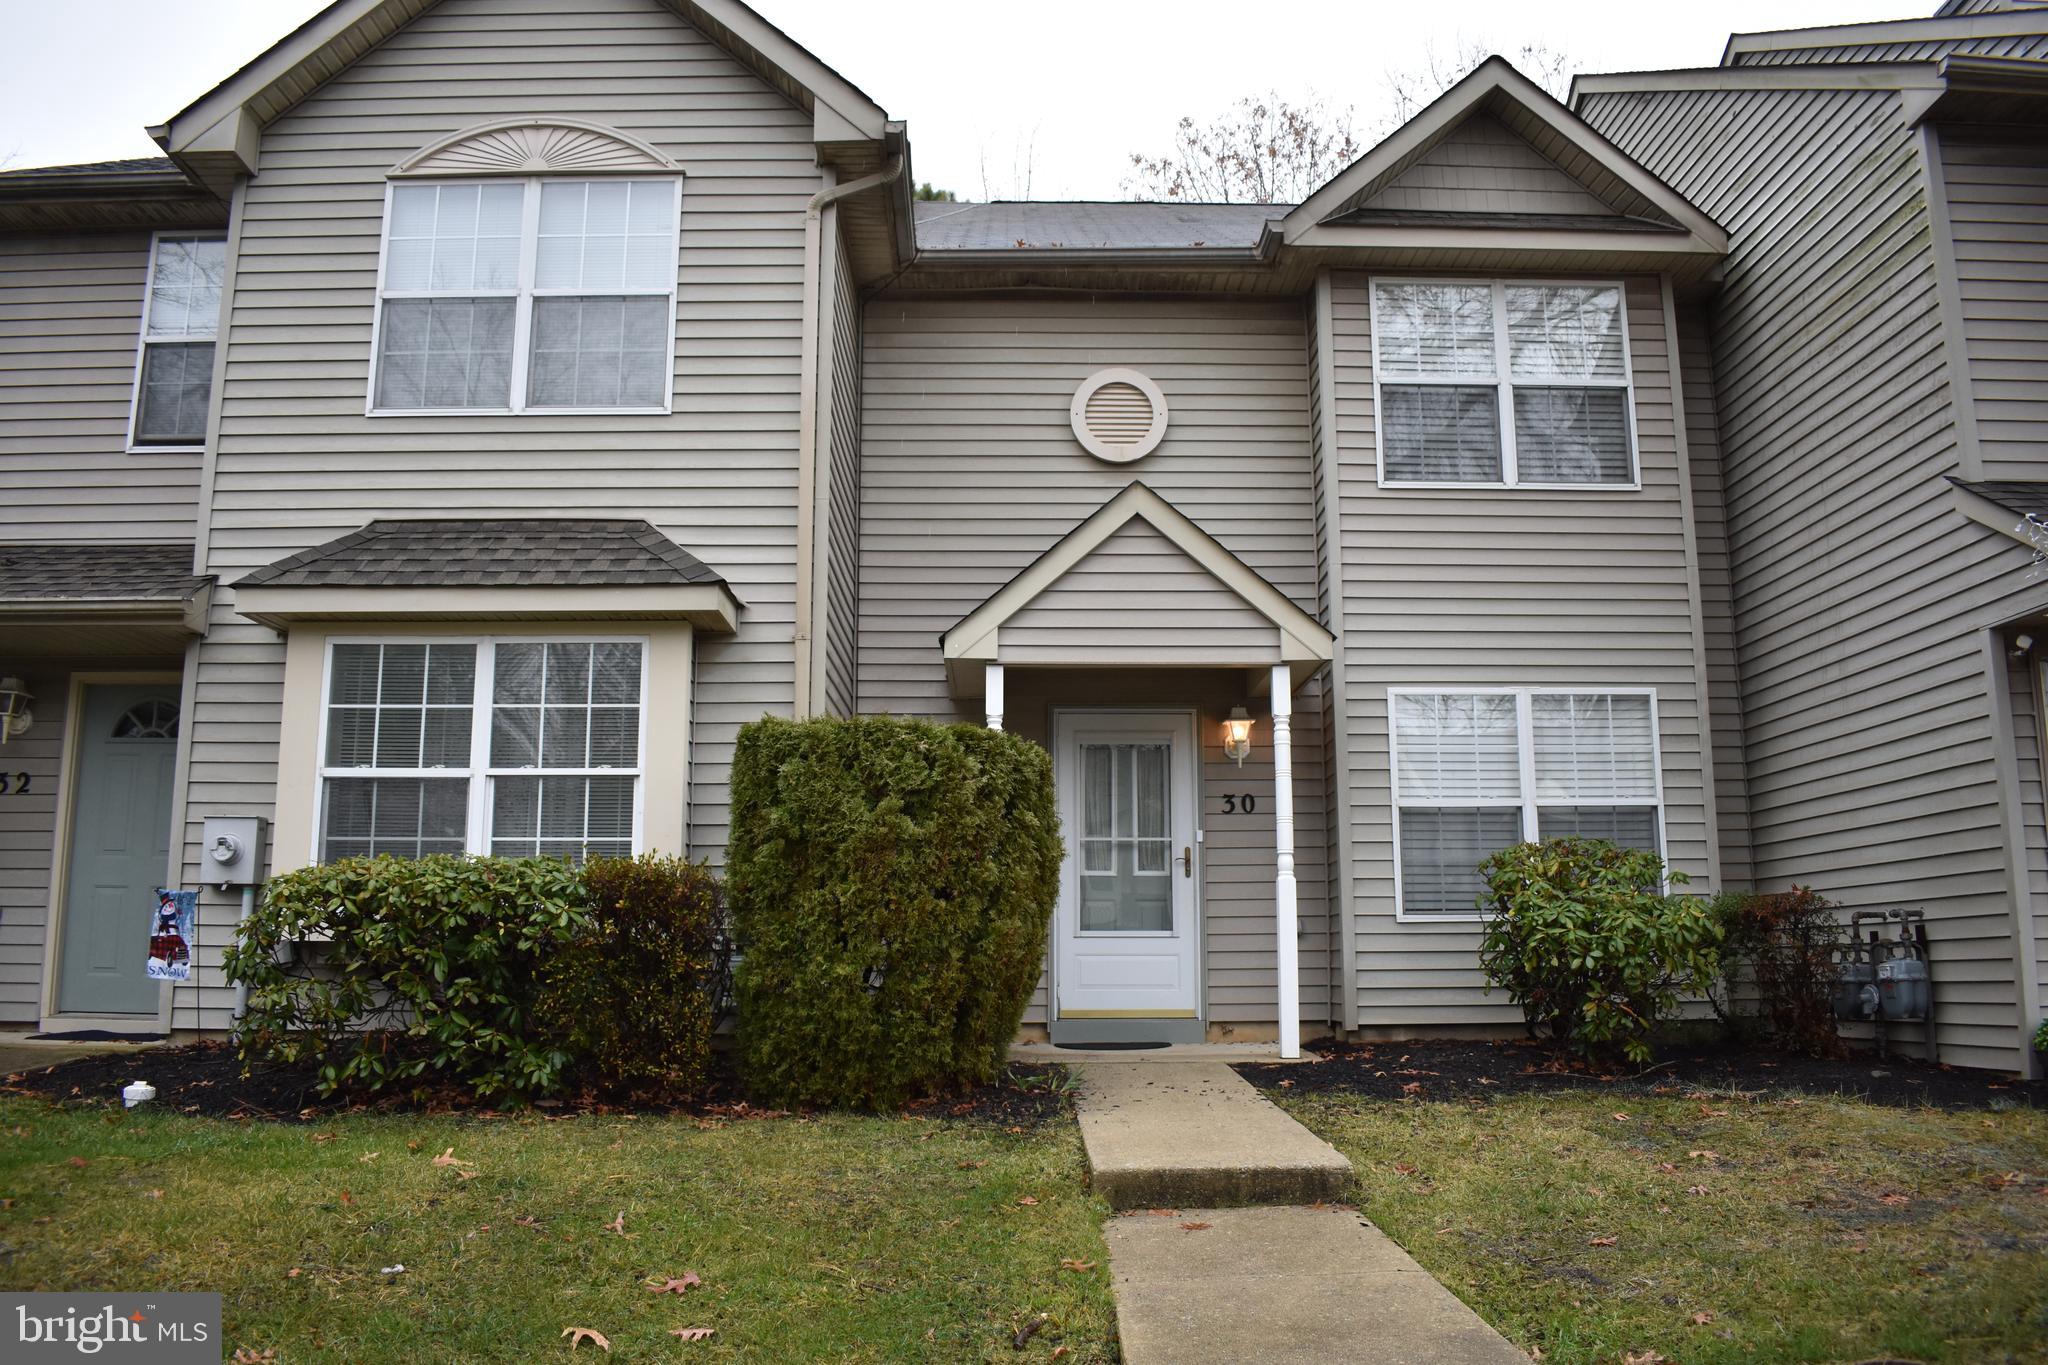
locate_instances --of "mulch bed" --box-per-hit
[3,1041,1072,1128]
[1238,1038,2048,1111]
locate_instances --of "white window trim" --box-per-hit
[126,228,226,453]
[311,634,651,863]
[364,176,683,418]
[1367,276,1641,492]
[1387,685,1666,923]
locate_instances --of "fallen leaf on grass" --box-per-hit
[1012,1314,1050,1349]
[1623,1352,1668,1365]
[1180,1221,1212,1232]
[1059,1258,1097,1272]
[1051,1348,1070,1361]
[144,1189,163,1199]
[338,1189,355,1207]
[1016,1196,1039,1207]
[232,1350,278,1364]
[957,1159,986,1170]
[285,1268,300,1279]
[359,1152,379,1163]
[669,1327,714,1342]
[561,1326,610,1351]
[1400,1081,1424,1095]
[1656,1162,1679,1174]
[310,1132,337,1143]
[647,1273,702,1296]
[1611,1113,1631,1122]
[603,1211,630,1236]
[1879,1193,1910,1207]
[431,1147,471,1169]
[1687,1150,1719,1161]
[1393,1162,1419,1176]
[64,1157,88,1169]
[457,1169,479,1180]
[1697,1107,1730,1119]
[514,1215,542,1228]
[1689,1311,1715,1326]
[1587,1236,1617,1247]
[1687,1186,1710,1196]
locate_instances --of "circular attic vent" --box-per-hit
[1071,368,1168,463]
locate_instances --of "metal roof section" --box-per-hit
[1721,3,2048,66]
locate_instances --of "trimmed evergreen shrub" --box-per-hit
[227,855,589,1099]
[728,715,1062,1109]
[537,854,728,1101]
[1476,838,1721,1065]
[1709,886,1846,1057]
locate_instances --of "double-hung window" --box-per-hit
[1371,279,1636,487]
[371,177,681,414]
[317,638,645,863]
[131,233,226,448]
[1389,688,1662,918]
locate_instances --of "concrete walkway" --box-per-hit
[1074,1060,1527,1364]
[1105,1204,1530,1365]
[0,1031,157,1076]
[1075,1059,1351,1208]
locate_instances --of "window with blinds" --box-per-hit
[1390,688,1662,917]
[371,177,680,415]
[1371,279,1636,487]
[317,638,645,864]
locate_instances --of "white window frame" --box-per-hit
[311,634,651,863]
[1368,276,1641,491]
[1387,685,1666,923]
[364,176,683,418]
[127,229,227,453]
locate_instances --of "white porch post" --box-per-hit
[1270,663,1300,1058]
[985,662,1005,732]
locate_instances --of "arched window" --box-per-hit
[112,699,180,740]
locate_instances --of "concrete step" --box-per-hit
[1073,1060,1352,1209]
[1104,1204,1530,1365]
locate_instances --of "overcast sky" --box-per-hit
[3,0,1933,199]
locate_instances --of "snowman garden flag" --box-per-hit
[147,888,195,981]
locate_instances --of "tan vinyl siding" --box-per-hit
[175,0,817,1032]
[0,233,202,543]
[823,224,861,716]
[1941,129,2048,481]
[2009,649,2048,1019]
[858,294,1318,715]
[857,293,1330,1027]
[0,664,67,1023]
[1327,271,1711,1028]
[1581,82,2048,1070]
[1358,115,1615,218]
[1677,302,1753,891]
[1001,520,1281,666]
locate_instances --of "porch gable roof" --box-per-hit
[939,482,1333,697]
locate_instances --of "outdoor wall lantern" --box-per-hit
[0,677,33,745]
[1223,705,1255,767]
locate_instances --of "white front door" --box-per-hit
[1053,709,1199,1020]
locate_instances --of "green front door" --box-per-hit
[56,684,180,1017]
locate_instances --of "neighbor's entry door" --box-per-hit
[56,684,180,1016]
[1053,710,1199,1020]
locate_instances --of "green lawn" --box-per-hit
[0,1097,1116,1362]
[1270,1086,2048,1365]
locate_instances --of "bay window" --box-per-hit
[370,177,681,415]
[1390,687,1662,918]
[318,638,645,863]
[1371,279,1636,487]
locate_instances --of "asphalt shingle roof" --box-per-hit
[0,543,209,602]
[1951,478,2048,520]
[0,157,185,181]
[912,200,1285,251]
[236,519,726,589]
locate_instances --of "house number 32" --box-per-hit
[0,772,30,795]
[1220,793,1257,814]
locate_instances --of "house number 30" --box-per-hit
[1219,793,1257,814]
[0,772,31,795]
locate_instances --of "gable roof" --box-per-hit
[149,0,892,193]
[1280,56,1726,257]
[939,483,1334,695]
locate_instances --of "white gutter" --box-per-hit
[793,153,903,717]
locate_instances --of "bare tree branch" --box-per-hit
[1122,92,1361,205]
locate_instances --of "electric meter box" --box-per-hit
[201,816,267,887]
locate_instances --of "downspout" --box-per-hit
[793,154,904,718]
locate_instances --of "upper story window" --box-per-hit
[371,178,682,416]
[1370,279,1636,489]
[131,233,226,449]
